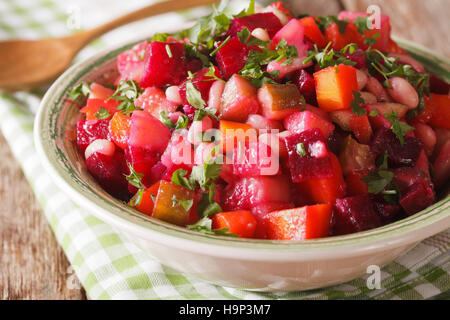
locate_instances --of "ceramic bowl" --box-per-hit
[34,37,450,291]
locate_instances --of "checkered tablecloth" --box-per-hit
[0,0,449,300]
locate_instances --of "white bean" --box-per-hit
[251,28,270,41]
[356,69,368,91]
[366,77,391,102]
[387,77,419,109]
[165,85,182,105]
[207,80,225,113]
[413,122,436,156]
[85,139,115,160]
[360,91,377,105]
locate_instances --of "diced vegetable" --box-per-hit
[258,83,305,120]
[264,204,333,240]
[219,120,256,154]
[152,180,196,226]
[220,74,260,122]
[284,110,335,138]
[140,42,187,88]
[80,98,119,120]
[422,94,450,129]
[314,65,358,112]
[130,181,161,216]
[227,13,283,38]
[211,210,257,238]
[129,110,171,152]
[297,153,346,204]
[298,16,327,48]
[215,37,249,79]
[109,112,131,150]
[339,135,375,176]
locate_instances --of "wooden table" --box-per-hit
[0,0,449,299]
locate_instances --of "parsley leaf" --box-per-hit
[172,195,194,212]
[350,91,366,115]
[94,106,111,119]
[68,82,90,101]
[125,163,145,190]
[303,42,357,69]
[384,111,415,145]
[159,111,189,130]
[171,169,195,190]
[362,169,395,194]
[186,217,239,237]
[315,16,349,34]
[110,80,143,115]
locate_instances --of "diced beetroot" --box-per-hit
[284,128,333,182]
[251,202,295,239]
[399,182,435,216]
[333,195,382,235]
[327,127,347,155]
[116,41,148,83]
[232,142,279,177]
[135,87,177,118]
[414,150,431,180]
[161,129,194,169]
[222,175,291,211]
[179,67,221,107]
[371,128,424,168]
[371,195,404,225]
[147,161,167,186]
[433,139,450,188]
[185,59,203,74]
[342,49,367,69]
[393,167,432,195]
[220,74,260,122]
[125,145,157,184]
[284,110,335,138]
[140,42,187,88]
[226,13,283,38]
[86,151,130,201]
[270,18,308,57]
[215,37,249,79]
[76,119,110,152]
[429,74,450,95]
[295,70,316,105]
[129,111,171,153]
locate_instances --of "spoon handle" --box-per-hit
[78,0,218,46]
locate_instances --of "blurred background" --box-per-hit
[0,0,448,299]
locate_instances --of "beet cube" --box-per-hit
[399,181,435,216]
[226,13,283,38]
[76,119,110,152]
[371,128,423,167]
[215,37,249,79]
[179,67,221,107]
[284,128,333,182]
[333,195,382,235]
[86,151,130,201]
[140,42,187,88]
[371,195,404,225]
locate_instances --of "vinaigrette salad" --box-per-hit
[71,1,450,240]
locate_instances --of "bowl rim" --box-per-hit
[34,36,450,260]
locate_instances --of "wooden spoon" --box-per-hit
[0,0,218,92]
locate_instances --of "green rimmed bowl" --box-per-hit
[34,37,450,291]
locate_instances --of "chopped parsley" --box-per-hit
[384,111,415,146]
[159,111,189,130]
[68,82,90,101]
[172,195,194,212]
[296,143,307,156]
[125,162,145,190]
[110,80,143,115]
[94,106,112,119]
[303,42,357,69]
[315,16,349,34]
[350,91,366,116]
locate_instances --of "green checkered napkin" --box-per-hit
[0,0,449,300]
